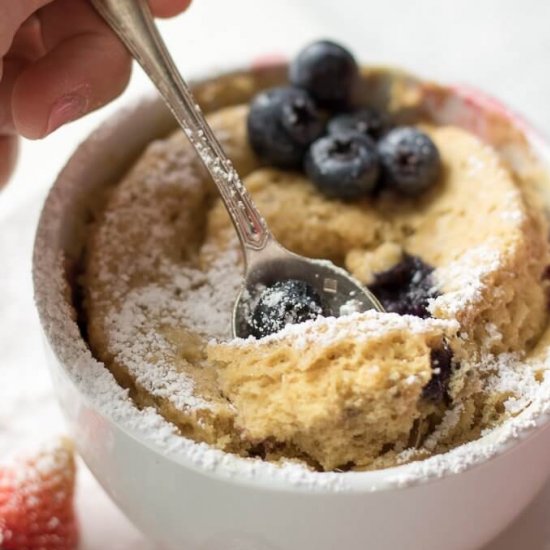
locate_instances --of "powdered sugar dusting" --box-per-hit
[481,352,542,416]
[6,438,73,485]
[431,244,502,317]
[103,245,243,413]
[217,310,457,351]
[389,368,550,488]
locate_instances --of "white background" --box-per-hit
[2,0,550,547]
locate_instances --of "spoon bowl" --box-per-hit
[233,241,382,338]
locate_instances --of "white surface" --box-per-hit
[2,0,550,548]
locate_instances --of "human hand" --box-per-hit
[0,0,191,186]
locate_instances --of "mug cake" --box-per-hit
[80,41,550,473]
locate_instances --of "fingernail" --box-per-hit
[47,94,88,134]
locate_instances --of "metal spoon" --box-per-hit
[91,0,383,337]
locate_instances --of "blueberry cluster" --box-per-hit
[369,254,437,319]
[247,40,441,200]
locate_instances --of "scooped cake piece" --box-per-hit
[209,313,453,470]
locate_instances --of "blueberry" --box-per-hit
[247,86,324,168]
[378,127,441,195]
[248,280,324,338]
[289,40,359,109]
[423,343,454,402]
[369,254,437,318]
[305,132,380,199]
[328,109,390,141]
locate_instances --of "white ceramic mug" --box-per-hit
[33,64,550,550]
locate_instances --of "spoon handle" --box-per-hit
[90,0,272,253]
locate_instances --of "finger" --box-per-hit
[8,15,47,63]
[0,58,26,134]
[0,19,46,133]
[149,0,192,18]
[12,0,132,139]
[0,0,54,57]
[0,135,18,188]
